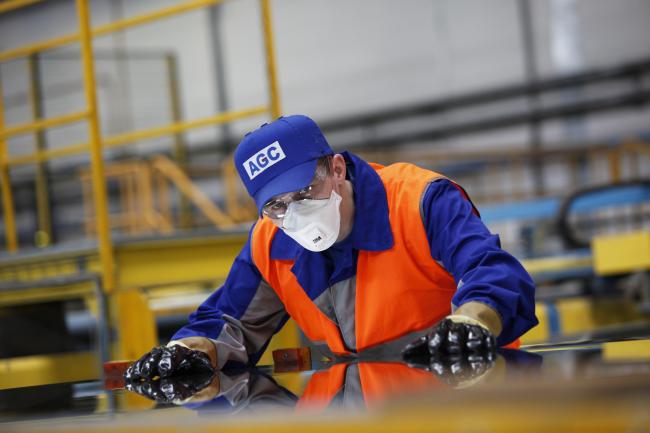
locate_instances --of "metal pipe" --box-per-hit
[0,0,225,63]
[315,59,650,132]
[0,110,88,140]
[76,0,115,291]
[324,89,650,151]
[260,0,281,118]
[518,0,544,197]
[0,0,43,14]
[28,53,53,246]
[0,76,18,253]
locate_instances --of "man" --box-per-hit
[125,114,537,381]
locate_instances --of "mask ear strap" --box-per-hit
[345,159,354,181]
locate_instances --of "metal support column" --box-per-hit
[208,3,234,150]
[518,0,545,197]
[76,0,116,290]
[0,74,18,253]
[27,53,53,247]
[260,0,282,119]
[165,54,193,229]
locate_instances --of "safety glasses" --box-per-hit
[262,167,331,219]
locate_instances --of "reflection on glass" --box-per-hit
[122,349,542,414]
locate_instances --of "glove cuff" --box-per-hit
[445,314,491,332]
[167,340,191,349]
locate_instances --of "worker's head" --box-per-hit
[235,115,351,251]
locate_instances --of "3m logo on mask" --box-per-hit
[243,141,286,180]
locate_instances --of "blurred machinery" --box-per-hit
[0,0,649,393]
[0,0,293,391]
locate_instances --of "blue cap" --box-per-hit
[234,115,334,212]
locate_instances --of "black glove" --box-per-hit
[125,344,214,381]
[403,316,496,359]
[125,371,216,403]
[402,316,496,387]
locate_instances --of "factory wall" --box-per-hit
[1,0,649,248]
[2,0,649,148]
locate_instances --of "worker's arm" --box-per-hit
[421,179,538,346]
[126,224,287,381]
[170,224,288,368]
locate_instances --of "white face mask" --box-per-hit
[281,190,342,252]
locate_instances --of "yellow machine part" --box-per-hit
[603,339,650,361]
[0,352,97,390]
[592,230,650,276]
[521,297,646,345]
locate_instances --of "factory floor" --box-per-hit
[1,336,649,433]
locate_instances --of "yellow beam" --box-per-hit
[95,0,224,39]
[7,142,89,166]
[28,54,54,247]
[0,281,95,306]
[6,106,268,166]
[112,289,158,362]
[0,76,18,253]
[0,0,225,62]
[0,33,78,64]
[0,235,246,288]
[0,0,42,14]
[0,110,88,140]
[104,106,268,148]
[0,351,98,390]
[260,0,282,118]
[116,235,246,287]
[165,54,193,229]
[77,0,115,291]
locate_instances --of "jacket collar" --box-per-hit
[270,151,394,261]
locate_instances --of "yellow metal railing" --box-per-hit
[0,0,282,293]
[0,0,43,15]
[152,155,237,228]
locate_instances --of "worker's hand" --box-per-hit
[125,370,218,404]
[402,315,498,388]
[124,343,214,381]
[402,315,496,362]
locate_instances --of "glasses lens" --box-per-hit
[263,200,287,219]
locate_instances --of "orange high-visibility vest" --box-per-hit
[251,162,458,354]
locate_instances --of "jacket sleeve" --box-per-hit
[421,179,538,346]
[172,225,288,367]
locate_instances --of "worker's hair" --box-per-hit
[316,155,334,176]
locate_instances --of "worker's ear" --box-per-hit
[331,154,346,183]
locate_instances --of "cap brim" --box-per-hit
[253,158,318,214]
